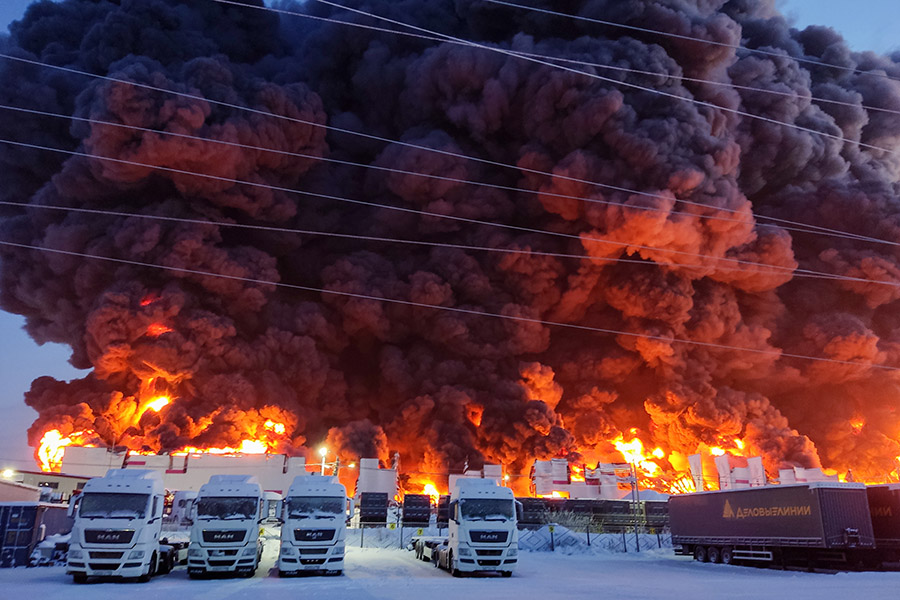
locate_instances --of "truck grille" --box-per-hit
[477,559,502,566]
[89,551,124,559]
[300,558,327,565]
[299,548,329,555]
[202,530,246,543]
[88,563,120,570]
[208,560,236,567]
[294,529,335,542]
[470,531,508,543]
[84,530,135,544]
[475,549,503,556]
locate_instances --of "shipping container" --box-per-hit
[866,484,900,559]
[669,482,875,567]
[0,502,71,568]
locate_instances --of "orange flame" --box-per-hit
[264,419,286,435]
[178,439,268,455]
[422,482,440,504]
[146,323,172,337]
[140,293,160,306]
[613,435,660,475]
[709,446,726,456]
[144,395,170,413]
[37,429,95,472]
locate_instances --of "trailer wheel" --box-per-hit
[721,547,734,565]
[72,573,88,584]
[693,545,708,562]
[707,546,721,564]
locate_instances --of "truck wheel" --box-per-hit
[693,546,708,562]
[450,552,461,577]
[721,547,734,565]
[707,546,721,564]
[72,573,88,584]
[138,553,158,583]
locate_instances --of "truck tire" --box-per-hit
[138,553,158,582]
[693,546,708,562]
[72,573,88,584]
[450,552,461,577]
[707,546,721,564]
[721,547,734,565]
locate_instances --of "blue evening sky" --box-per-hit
[0,1,897,470]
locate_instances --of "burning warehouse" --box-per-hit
[1,0,900,495]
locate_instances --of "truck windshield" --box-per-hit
[196,497,258,520]
[287,496,344,518]
[460,498,514,521]
[80,493,150,519]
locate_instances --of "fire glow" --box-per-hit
[11,0,900,493]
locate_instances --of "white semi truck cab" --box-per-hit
[438,478,519,577]
[187,474,265,578]
[66,469,174,583]
[277,475,348,576]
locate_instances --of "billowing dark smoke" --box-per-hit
[2,0,900,486]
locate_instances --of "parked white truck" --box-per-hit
[186,474,265,578]
[277,474,348,576]
[435,478,519,577]
[66,469,175,583]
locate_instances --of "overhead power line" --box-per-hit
[1,102,894,250]
[480,0,900,83]
[302,0,897,157]
[2,238,898,373]
[0,51,896,251]
[7,135,900,288]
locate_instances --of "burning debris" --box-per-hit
[1,0,900,490]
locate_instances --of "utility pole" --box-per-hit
[631,462,641,552]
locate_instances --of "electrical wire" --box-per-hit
[8,135,900,287]
[480,0,900,83]
[0,51,896,250]
[2,238,899,372]
[305,0,897,156]
[2,101,895,250]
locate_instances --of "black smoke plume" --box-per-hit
[2,0,900,486]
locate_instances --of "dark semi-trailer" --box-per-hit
[669,482,877,568]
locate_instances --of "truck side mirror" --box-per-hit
[515,500,523,522]
[449,500,458,523]
[67,495,81,518]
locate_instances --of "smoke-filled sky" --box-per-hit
[1,0,899,485]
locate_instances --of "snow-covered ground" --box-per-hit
[2,540,898,599]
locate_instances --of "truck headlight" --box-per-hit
[457,546,473,557]
[280,544,296,556]
[68,550,83,559]
[507,547,518,557]
[333,544,344,556]
[242,546,257,556]
[188,548,203,557]
[128,550,145,559]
